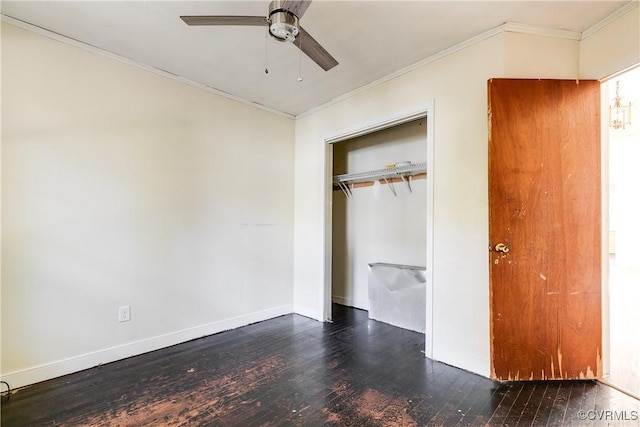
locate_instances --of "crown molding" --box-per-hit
[297,23,506,119]
[502,22,581,40]
[581,1,639,40]
[4,0,637,121]
[298,20,588,119]
[0,14,296,120]
[298,4,637,120]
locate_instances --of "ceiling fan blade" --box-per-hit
[281,0,313,18]
[180,16,268,26]
[294,27,338,71]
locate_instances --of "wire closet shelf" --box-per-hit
[333,161,427,198]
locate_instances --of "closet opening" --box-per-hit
[328,117,429,339]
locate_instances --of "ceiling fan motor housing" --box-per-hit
[268,0,299,42]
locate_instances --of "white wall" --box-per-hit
[332,119,426,310]
[504,32,579,78]
[1,23,295,388]
[580,5,640,80]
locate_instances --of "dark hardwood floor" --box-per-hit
[2,304,638,426]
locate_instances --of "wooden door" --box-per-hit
[489,79,602,381]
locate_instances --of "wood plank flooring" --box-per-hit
[2,304,638,426]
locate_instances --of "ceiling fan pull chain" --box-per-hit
[297,34,303,82]
[265,25,269,74]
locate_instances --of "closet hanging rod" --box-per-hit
[333,162,427,184]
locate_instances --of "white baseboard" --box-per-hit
[432,347,491,379]
[1,304,293,390]
[331,295,351,306]
[331,295,369,311]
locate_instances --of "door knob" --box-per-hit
[495,243,510,253]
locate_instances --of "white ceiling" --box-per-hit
[1,1,632,116]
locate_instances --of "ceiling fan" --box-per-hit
[180,0,338,72]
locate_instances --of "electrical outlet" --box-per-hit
[118,305,131,322]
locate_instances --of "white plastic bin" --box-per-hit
[368,262,426,333]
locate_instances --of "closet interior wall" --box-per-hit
[331,119,428,312]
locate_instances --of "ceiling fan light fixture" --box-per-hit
[269,12,299,42]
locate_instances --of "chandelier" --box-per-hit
[609,80,632,130]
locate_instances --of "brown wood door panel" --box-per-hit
[489,79,601,381]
